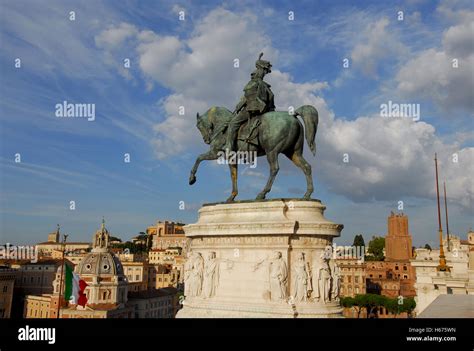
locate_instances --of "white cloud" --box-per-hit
[350,18,408,78]
[443,20,474,57]
[395,9,474,112]
[317,115,473,208]
[95,22,138,49]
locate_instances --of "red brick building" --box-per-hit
[366,212,416,298]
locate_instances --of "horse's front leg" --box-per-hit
[226,163,238,202]
[189,149,219,185]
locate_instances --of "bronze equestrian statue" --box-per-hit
[189,53,319,202]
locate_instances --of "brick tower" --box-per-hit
[385,212,413,262]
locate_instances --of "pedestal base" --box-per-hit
[177,199,344,318]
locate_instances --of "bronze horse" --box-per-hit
[189,105,318,202]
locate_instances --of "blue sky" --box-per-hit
[0,0,472,247]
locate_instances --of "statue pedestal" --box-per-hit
[176,199,344,318]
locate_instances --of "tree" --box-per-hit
[362,294,386,318]
[146,235,153,251]
[341,296,365,318]
[340,297,356,316]
[381,296,417,318]
[342,293,417,319]
[352,234,365,248]
[400,297,416,318]
[384,297,400,317]
[366,236,385,261]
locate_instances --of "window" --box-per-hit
[403,266,407,271]
[355,276,359,283]
[3,285,7,293]
[395,266,399,270]
[403,275,408,279]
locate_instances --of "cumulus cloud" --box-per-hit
[350,18,408,78]
[317,115,473,208]
[395,6,474,112]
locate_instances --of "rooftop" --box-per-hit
[128,287,178,299]
[36,241,91,246]
[418,295,474,318]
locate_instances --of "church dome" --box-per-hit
[76,219,124,277]
[77,251,124,276]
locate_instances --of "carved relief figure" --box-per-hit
[186,252,204,297]
[293,253,310,302]
[203,251,219,298]
[313,253,331,303]
[253,251,288,301]
[330,259,341,300]
[183,252,192,297]
[269,251,288,301]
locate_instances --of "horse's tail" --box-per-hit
[295,105,318,155]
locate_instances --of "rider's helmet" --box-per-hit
[255,53,272,73]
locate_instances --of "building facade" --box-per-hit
[23,220,181,319]
[411,231,473,314]
[0,267,16,318]
[147,220,188,250]
[336,258,366,297]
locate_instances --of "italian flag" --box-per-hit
[64,264,88,307]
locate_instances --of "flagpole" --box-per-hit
[56,233,68,318]
[434,154,449,272]
[444,182,450,252]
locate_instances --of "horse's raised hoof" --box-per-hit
[256,193,266,200]
[189,174,196,185]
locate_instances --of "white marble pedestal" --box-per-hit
[176,199,344,318]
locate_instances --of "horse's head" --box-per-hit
[196,106,233,145]
[196,111,212,144]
